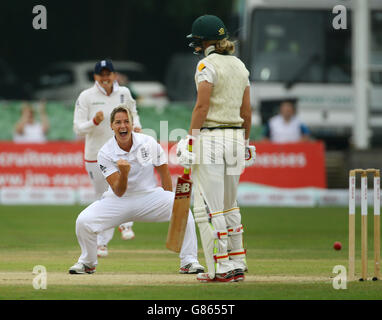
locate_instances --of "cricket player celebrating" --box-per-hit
[69,106,204,274]
[177,15,256,282]
[73,59,141,257]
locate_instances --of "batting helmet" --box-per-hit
[187,15,228,54]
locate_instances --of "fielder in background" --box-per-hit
[69,106,204,275]
[177,15,256,282]
[262,99,311,143]
[73,59,142,258]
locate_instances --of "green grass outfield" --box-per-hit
[0,205,381,300]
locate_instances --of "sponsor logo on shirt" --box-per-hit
[140,147,149,160]
[99,164,107,173]
[198,63,206,72]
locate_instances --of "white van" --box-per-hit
[32,60,169,108]
[238,0,382,148]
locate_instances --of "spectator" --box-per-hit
[263,99,310,143]
[13,101,49,143]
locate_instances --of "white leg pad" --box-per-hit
[224,208,247,270]
[228,224,246,267]
[228,224,244,236]
[228,248,246,260]
[209,212,235,273]
[228,224,245,252]
[224,208,243,251]
[193,206,217,279]
[210,212,229,252]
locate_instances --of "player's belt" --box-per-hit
[200,126,242,130]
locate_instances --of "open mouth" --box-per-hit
[119,130,128,137]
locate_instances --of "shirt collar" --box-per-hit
[113,132,140,155]
[95,80,120,96]
[277,114,296,124]
[204,45,216,57]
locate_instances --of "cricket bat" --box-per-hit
[166,139,193,253]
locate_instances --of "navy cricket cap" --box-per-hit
[94,59,115,74]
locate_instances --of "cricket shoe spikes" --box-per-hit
[69,262,96,274]
[197,270,237,283]
[179,262,205,274]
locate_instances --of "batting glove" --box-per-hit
[245,139,256,168]
[176,135,196,169]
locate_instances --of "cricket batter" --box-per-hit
[69,106,204,274]
[177,15,256,282]
[73,59,141,257]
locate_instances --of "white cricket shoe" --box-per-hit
[118,225,135,240]
[179,262,205,274]
[97,245,108,257]
[69,262,96,274]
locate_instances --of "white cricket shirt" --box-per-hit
[268,115,309,143]
[195,53,250,127]
[97,132,167,197]
[13,122,46,143]
[73,81,142,161]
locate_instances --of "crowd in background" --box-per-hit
[9,98,311,144]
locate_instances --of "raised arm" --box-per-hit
[14,108,29,135]
[73,93,104,136]
[38,101,50,134]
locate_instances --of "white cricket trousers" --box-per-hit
[193,128,246,273]
[75,187,198,268]
[85,161,133,245]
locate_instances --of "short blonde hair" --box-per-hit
[110,105,133,125]
[214,38,235,55]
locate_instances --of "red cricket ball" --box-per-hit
[333,241,342,251]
